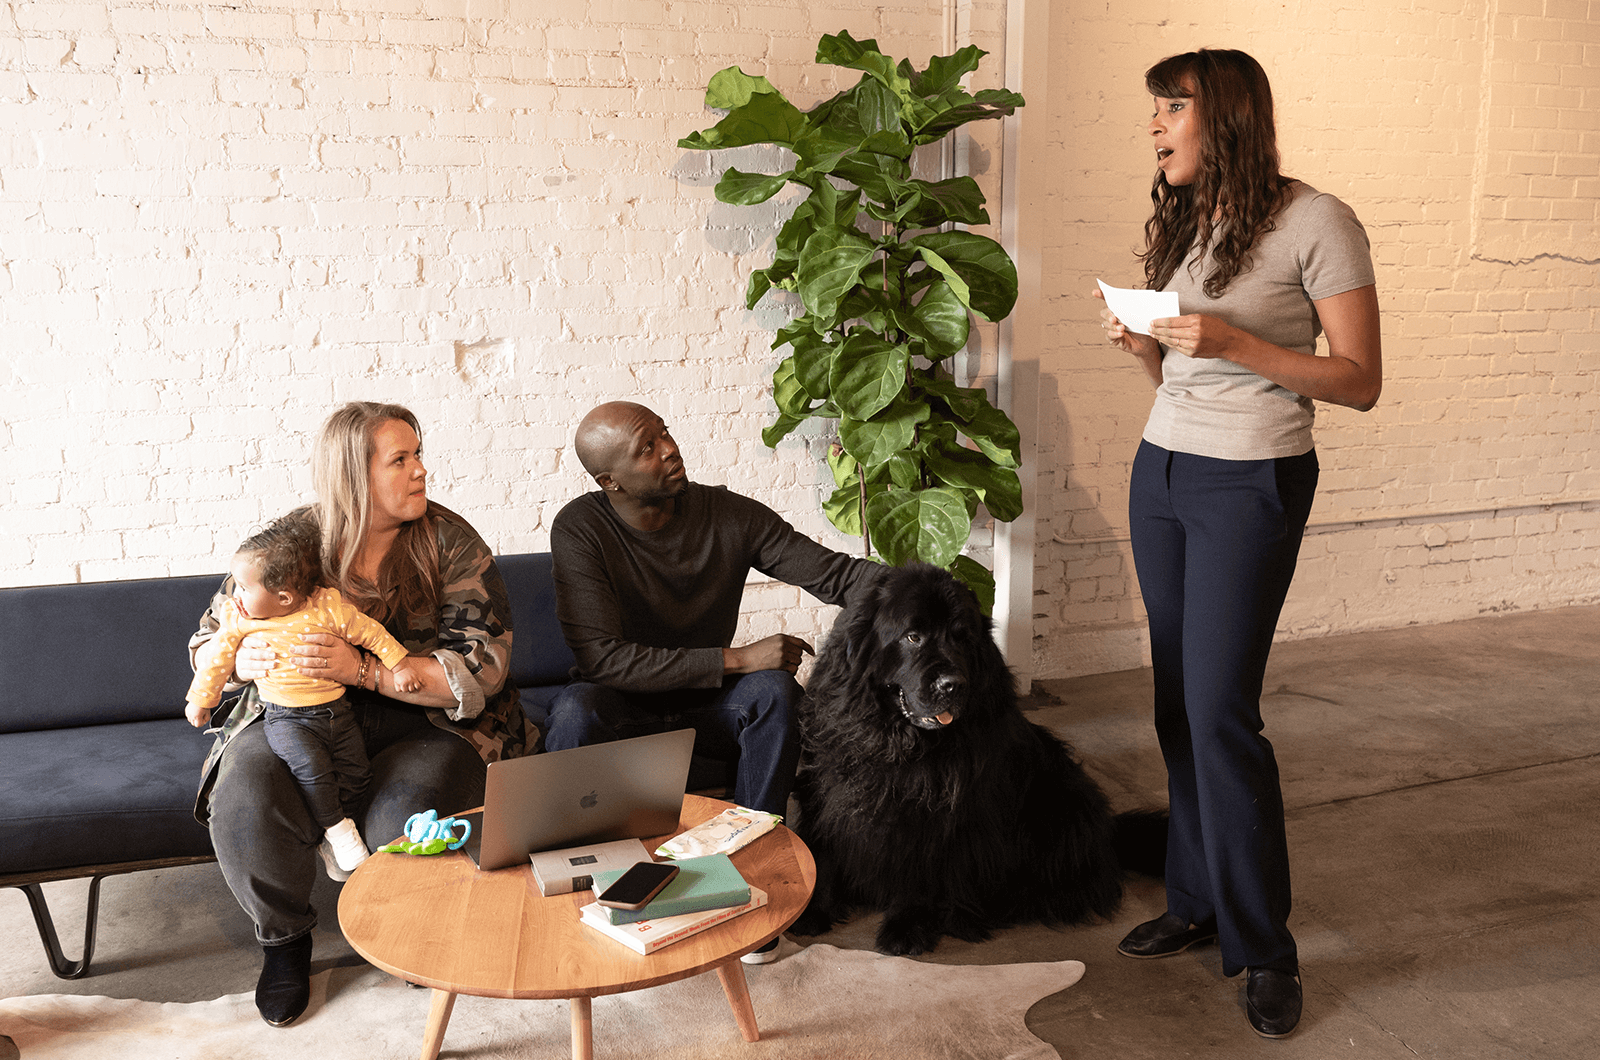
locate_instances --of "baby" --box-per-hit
[187,516,421,877]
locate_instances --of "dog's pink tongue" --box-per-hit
[936,712,953,726]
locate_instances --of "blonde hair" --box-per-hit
[311,402,440,627]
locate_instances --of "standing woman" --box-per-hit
[191,402,530,1027]
[1096,49,1381,1038]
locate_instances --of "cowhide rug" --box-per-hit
[0,941,1083,1059]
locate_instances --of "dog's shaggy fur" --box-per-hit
[790,563,1159,956]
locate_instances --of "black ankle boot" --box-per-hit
[256,934,313,1027]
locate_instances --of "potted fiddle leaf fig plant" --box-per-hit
[679,31,1024,610]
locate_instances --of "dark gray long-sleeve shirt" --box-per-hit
[551,483,881,693]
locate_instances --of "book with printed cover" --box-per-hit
[579,886,768,955]
[591,853,750,925]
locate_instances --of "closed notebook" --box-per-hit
[591,853,750,925]
[579,886,768,955]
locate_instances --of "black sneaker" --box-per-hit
[740,937,781,965]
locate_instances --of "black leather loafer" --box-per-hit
[1116,912,1218,959]
[1246,967,1303,1038]
[256,934,313,1027]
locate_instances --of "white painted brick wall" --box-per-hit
[0,0,968,664]
[3,1,1595,682]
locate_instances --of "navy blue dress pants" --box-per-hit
[1129,440,1318,977]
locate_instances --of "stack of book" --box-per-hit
[578,853,766,955]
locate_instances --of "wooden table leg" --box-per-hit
[419,989,456,1060]
[716,960,761,1043]
[570,995,593,1060]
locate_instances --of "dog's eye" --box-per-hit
[904,632,921,645]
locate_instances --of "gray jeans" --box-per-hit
[207,695,487,946]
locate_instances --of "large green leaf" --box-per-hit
[744,268,772,310]
[903,176,989,228]
[830,153,900,205]
[948,554,995,615]
[911,244,972,308]
[912,46,986,97]
[796,227,876,322]
[865,487,970,568]
[827,444,857,488]
[959,400,1022,467]
[805,90,863,139]
[762,412,805,448]
[790,330,836,399]
[816,32,911,100]
[921,436,1023,521]
[854,77,903,138]
[858,128,914,161]
[773,200,818,259]
[883,451,920,489]
[911,231,1018,321]
[679,91,809,150]
[830,332,909,421]
[911,89,1026,142]
[715,168,791,206]
[771,355,818,417]
[838,396,929,467]
[823,480,888,536]
[704,66,781,110]
[793,126,860,176]
[906,281,970,358]
[838,283,898,332]
[920,376,988,422]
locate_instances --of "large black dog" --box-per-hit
[789,563,1161,956]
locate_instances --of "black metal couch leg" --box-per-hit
[17,877,103,979]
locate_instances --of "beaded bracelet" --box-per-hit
[355,652,370,690]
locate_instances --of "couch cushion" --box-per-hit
[0,574,225,734]
[0,718,214,874]
[496,553,577,691]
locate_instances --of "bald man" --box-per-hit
[547,401,882,820]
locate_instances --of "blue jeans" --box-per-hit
[207,694,486,946]
[261,697,369,829]
[544,672,802,817]
[1129,440,1318,977]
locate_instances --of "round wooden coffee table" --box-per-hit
[338,795,816,1060]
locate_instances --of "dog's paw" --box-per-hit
[875,908,945,956]
[944,908,996,944]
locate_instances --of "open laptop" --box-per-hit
[458,727,696,872]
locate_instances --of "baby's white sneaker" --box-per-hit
[324,817,369,875]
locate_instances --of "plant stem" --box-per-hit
[857,464,872,557]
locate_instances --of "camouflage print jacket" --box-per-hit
[191,503,532,826]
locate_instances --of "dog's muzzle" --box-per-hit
[897,687,954,729]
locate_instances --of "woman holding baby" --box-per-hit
[190,401,529,1028]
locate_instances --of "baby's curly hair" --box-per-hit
[235,515,322,599]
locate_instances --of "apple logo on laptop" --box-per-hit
[580,790,599,809]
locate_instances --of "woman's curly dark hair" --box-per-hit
[1140,49,1293,299]
[236,514,322,599]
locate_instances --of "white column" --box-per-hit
[993,0,1049,692]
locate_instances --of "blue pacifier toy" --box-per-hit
[379,809,472,856]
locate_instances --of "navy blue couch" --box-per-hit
[0,553,576,978]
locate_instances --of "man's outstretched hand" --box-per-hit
[724,633,815,675]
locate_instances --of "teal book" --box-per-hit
[591,853,750,926]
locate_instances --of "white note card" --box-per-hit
[1097,280,1179,337]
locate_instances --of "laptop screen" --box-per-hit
[461,727,696,871]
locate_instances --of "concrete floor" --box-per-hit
[4,604,1598,1057]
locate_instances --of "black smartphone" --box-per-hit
[596,861,680,911]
